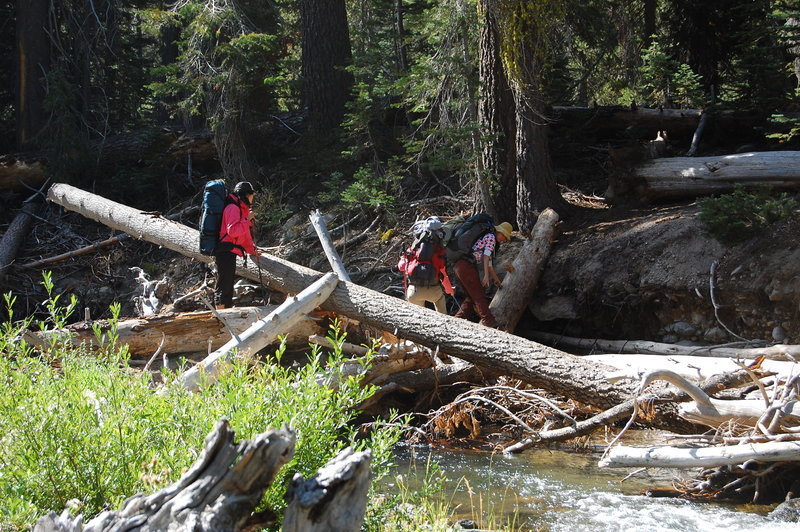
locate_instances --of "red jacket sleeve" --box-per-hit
[220,203,256,255]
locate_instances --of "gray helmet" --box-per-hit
[233,181,255,196]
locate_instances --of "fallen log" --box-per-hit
[44,183,696,432]
[35,305,322,358]
[599,440,800,469]
[489,208,559,332]
[608,151,800,202]
[33,419,296,532]
[178,272,339,391]
[586,353,796,382]
[0,194,44,280]
[283,447,372,532]
[533,332,800,361]
[0,153,47,191]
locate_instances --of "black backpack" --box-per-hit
[199,179,244,255]
[443,213,494,263]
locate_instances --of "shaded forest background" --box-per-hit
[3,0,800,236]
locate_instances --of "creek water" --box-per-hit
[383,442,788,531]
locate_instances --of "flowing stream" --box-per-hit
[383,442,787,531]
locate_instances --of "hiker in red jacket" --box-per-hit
[215,181,259,309]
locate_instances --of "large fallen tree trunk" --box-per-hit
[37,305,322,358]
[45,184,697,431]
[489,208,559,332]
[609,151,800,202]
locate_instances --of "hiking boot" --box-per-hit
[479,317,497,328]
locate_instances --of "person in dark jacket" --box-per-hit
[215,181,259,309]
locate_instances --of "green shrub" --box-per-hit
[697,185,798,243]
[0,287,406,530]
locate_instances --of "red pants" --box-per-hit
[453,259,495,326]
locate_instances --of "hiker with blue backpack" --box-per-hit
[199,180,260,309]
[398,216,454,313]
[447,215,513,328]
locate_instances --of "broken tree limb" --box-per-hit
[533,331,800,361]
[35,305,322,358]
[33,419,296,532]
[178,272,339,391]
[282,447,372,532]
[45,184,697,431]
[599,440,800,469]
[309,209,351,281]
[611,151,800,202]
[19,233,131,270]
[489,208,559,331]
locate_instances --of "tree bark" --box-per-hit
[0,196,43,280]
[178,273,339,391]
[301,0,354,134]
[15,0,50,149]
[309,209,351,281]
[489,208,559,331]
[37,305,322,358]
[46,184,695,430]
[282,447,372,532]
[33,419,296,532]
[608,151,800,202]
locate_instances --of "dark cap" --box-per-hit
[233,181,255,196]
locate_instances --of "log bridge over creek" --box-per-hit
[31,183,800,530]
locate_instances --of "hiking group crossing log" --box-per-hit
[45,183,695,431]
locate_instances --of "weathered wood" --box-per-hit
[282,447,372,532]
[489,208,559,331]
[0,197,43,280]
[45,183,696,432]
[35,305,322,358]
[309,209,351,281]
[178,272,339,391]
[611,151,800,201]
[0,154,47,191]
[599,440,800,469]
[33,419,296,532]
[534,332,800,362]
[586,354,796,382]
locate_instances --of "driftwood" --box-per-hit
[534,332,800,362]
[33,419,296,532]
[283,448,372,532]
[178,272,339,391]
[489,208,559,332]
[36,305,322,358]
[599,440,800,469]
[309,209,351,281]
[610,151,800,202]
[45,183,700,433]
[586,353,796,382]
[0,194,44,280]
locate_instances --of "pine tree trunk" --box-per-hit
[301,0,354,134]
[15,0,50,149]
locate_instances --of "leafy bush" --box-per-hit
[0,284,407,530]
[697,185,798,243]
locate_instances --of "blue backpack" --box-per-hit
[199,179,231,255]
